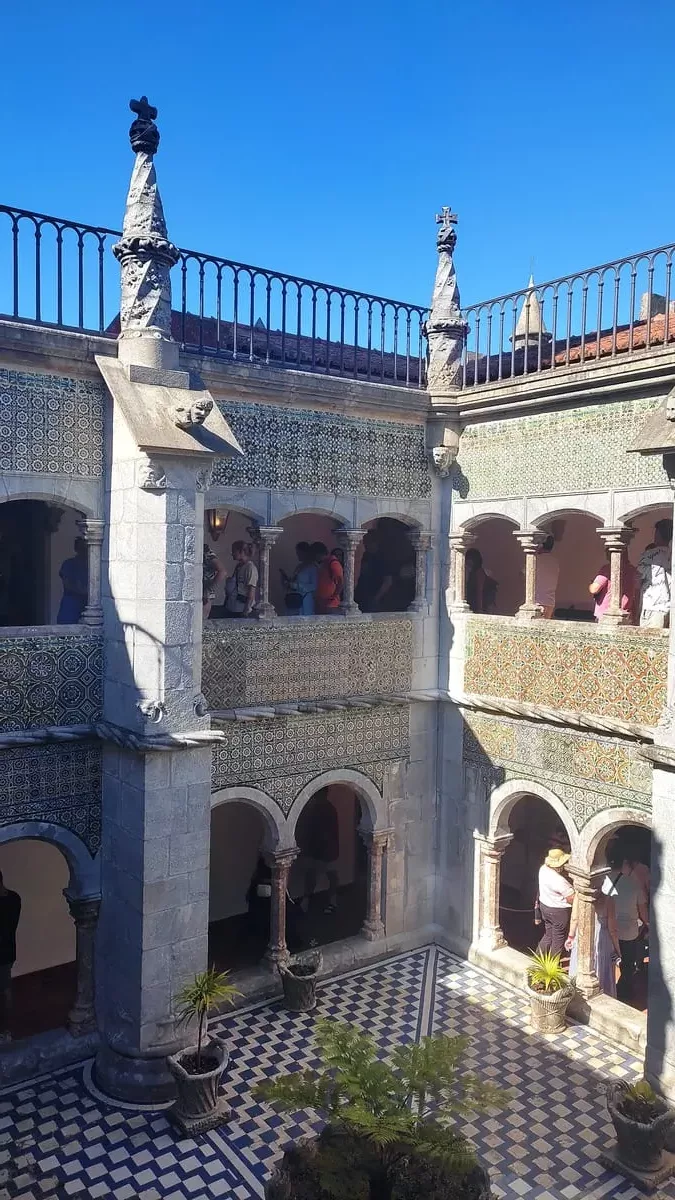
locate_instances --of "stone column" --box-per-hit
[265,849,298,966]
[513,530,545,620]
[449,530,476,612]
[253,526,283,620]
[567,867,600,999]
[408,532,432,614]
[597,525,634,626]
[475,834,511,952]
[336,529,364,616]
[361,829,391,941]
[66,894,100,1036]
[79,518,105,627]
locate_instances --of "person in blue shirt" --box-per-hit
[57,537,88,624]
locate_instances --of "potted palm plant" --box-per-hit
[167,968,241,1134]
[256,1018,508,1200]
[607,1080,675,1173]
[525,949,575,1033]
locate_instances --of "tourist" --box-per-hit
[603,842,649,1004]
[588,557,638,622]
[567,887,621,998]
[638,519,672,628]
[534,535,559,619]
[281,541,318,615]
[0,871,20,1042]
[56,537,88,623]
[536,847,574,957]
[224,541,258,617]
[202,544,226,619]
[295,791,340,915]
[312,542,343,615]
[355,531,392,613]
[465,548,498,613]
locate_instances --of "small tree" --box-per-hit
[175,968,241,1071]
[256,1019,508,1200]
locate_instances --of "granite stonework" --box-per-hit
[464,616,668,726]
[462,710,652,827]
[202,616,413,709]
[211,399,430,499]
[0,633,102,729]
[0,742,102,853]
[211,704,410,805]
[0,368,105,477]
[459,397,668,500]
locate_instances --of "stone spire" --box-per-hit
[113,97,181,371]
[424,207,468,395]
[512,274,550,350]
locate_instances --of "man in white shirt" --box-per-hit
[534,535,560,620]
[638,519,672,628]
[537,847,574,957]
[603,846,649,1003]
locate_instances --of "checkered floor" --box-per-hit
[0,946,668,1200]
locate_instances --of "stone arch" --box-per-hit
[270,497,354,526]
[530,504,607,530]
[578,806,652,872]
[210,785,294,852]
[460,512,520,532]
[288,768,388,839]
[488,777,580,858]
[0,479,97,518]
[614,492,672,525]
[203,496,268,526]
[360,512,422,532]
[0,820,100,898]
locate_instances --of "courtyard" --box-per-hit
[0,947,662,1200]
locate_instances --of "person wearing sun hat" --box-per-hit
[537,847,575,957]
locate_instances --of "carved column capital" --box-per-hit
[513,529,546,555]
[78,518,105,545]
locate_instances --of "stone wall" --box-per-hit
[464,617,667,726]
[211,703,409,814]
[459,397,667,500]
[0,741,102,853]
[212,399,430,499]
[0,633,103,730]
[202,617,413,709]
[0,368,105,478]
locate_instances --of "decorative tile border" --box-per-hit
[211,704,409,808]
[203,618,413,709]
[463,709,651,828]
[0,742,102,853]
[0,634,103,730]
[460,397,667,500]
[0,369,105,478]
[464,616,668,726]
[211,399,430,499]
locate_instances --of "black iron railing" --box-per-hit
[462,243,675,388]
[0,204,427,388]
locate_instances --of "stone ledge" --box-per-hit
[0,1026,99,1090]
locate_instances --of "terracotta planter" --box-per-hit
[607,1082,675,1172]
[167,1035,229,1134]
[279,950,323,1012]
[526,980,575,1033]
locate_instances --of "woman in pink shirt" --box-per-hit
[589,560,638,623]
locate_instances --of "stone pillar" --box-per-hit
[361,829,391,941]
[475,834,511,952]
[449,530,476,612]
[336,529,364,616]
[408,532,432,614]
[567,867,600,999]
[253,526,283,620]
[597,525,634,626]
[79,518,105,627]
[513,530,546,620]
[66,894,100,1036]
[265,849,298,966]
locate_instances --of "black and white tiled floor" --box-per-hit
[0,947,667,1199]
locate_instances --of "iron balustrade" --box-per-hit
[0,204,427,388]
[462,243,675,388]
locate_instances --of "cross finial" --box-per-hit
[436,206,458,229]
[127,95,160,155]
[130,96,157,122]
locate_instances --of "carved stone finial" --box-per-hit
[129,96,160,156]
[435,206,458,253]
[424,207,467,395]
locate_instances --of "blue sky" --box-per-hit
[2,0,675,309]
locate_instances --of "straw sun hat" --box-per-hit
[544,848,570,870]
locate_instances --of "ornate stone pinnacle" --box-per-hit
[436,206,458,254]
[128,96,160,156]
[425,207,467,395]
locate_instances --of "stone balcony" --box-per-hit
[202,614,414,711]
[0,626,103,731]
[463,615,668,727]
